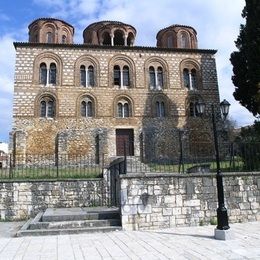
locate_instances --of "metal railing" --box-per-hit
[0,154,103,179]
[127,141,260,173]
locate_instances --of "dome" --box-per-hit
[156,24,198,49]
[83,21,136,46]
[28,18,74,44]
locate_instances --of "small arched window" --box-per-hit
[180,32,189,48]
[40,63,47,85]
[80,65,86,87]
[183,68,190,89]
[167,36,173,48]
[49,63,56,84]
[123,66,130,87]
[102,32,111,45]
[87,65,94,87]
[117,99,131,118]
[81,100,93,117]
[46,32,53,43]
[157,67,163,89]
[149,66,156,89]
[191,69,197,89]
[183,68,197,90]
[62,35,67,43]
[114,65,121,86]
[40,96,55,118]
[156,101,165,118]
[149,66,164,90]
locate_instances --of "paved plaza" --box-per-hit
[0,221,259,259]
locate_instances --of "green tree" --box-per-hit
[234,120,260,170]
[230,0,260,116]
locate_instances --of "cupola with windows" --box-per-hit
[83,21,136,46]
[156,25,198,49]
[28,18,74,44]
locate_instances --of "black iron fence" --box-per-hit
[1,141,259,179]
[127,141,260,173]
[0,154,103,179]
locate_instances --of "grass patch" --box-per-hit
[0,167,102,180]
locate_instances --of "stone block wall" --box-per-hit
[0,179,105,220]
[12,43,220,159]
[120,172,260,230]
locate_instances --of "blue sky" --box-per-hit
[0,0,256,142]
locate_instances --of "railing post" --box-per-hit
[124,141,127,174]
[56,151,59,178]
[9,154,13,179]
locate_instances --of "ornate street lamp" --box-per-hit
[196,99,231,240]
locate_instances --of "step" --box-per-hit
[17,221,122,237]
[16,207,122,237]
[29,219,121,230]
[42,207,120,222]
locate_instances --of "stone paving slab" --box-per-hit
[0,221,259,259]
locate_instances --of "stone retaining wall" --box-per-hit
[0,179,105,220]
[120,172,260,230]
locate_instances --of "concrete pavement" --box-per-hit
[0,221,259,259]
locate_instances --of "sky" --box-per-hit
[0,0,256,142]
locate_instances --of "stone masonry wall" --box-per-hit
[12,44,220,159]
[120,172,260,230]
[0,179,105,220]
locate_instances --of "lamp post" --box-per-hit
[196,99,231,239]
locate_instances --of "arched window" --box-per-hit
[156,101,165,118]
[167,36,173,48]
[81,100,93,117]
[62,35,67,43]
[114,65,121,86]
[117,99,131,118]
[40,63,47,85]
[40,96,55,118]
[34,34,38,43]
[157,67,163,89]
[114,30,124,46]
[183,68,197,90]
[191,69,197,89]
[149,66,164,90]
[49,63,56,84]
[149,66,156,89]
[46,32,53,43]
[180,32,189,48]
[102,32,111,45]
[183,68,190,89]
[80,65,86,87]
[87,65,94,87]
[123,66,130,87]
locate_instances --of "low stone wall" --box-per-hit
[0,179,105,220]
[120,172,260,231]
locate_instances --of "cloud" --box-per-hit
[0,35,15,93]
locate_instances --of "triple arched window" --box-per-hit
[80,65,95,87]
[40,96,56,118]
[149,66,164,90]
[40,62,57,85]
[113,65,130,88]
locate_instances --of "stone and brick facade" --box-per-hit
[11,18,221,161]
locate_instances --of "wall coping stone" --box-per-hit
[120,172,260,179]
[0,178,103,183]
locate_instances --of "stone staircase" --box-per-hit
[17,207,121,236]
